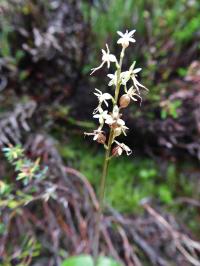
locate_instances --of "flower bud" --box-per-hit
[110,122,119,129]
[112,145,123,157]
[119,94,130,108]
[113,127,122,138]
[96,132,106,144]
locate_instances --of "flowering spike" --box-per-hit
[87,30,148,262]
[86,30,147,155]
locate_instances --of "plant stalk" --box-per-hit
[93,129,114,265]
[93,47,125,266]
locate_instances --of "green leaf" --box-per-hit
[61,255,93,266]
[0,181,10,195]
[178,67,187,77]
[161,109,167,120]
[61,255,121,266]
[8,200,19,209]
[158,185,173,204]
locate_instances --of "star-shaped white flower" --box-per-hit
[114,124,129,137]
[105,105,128,136]
[105,115,125,127]
[125,63,148,94]
[117,30,136,48]
[102,44,117,67]
[84,129,106,144]
[107,72,118,86]
[121,67,142,86]
[131,73,147,94]
[126,86,142,102]
[93,108,109,125]
[121,71,131,85]
[91,44,117,74]
[94,88,113,107]
[114,140,132,156]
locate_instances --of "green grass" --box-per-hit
[57,131,200,235]
[59,136,196,214]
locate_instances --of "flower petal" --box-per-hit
[101,49,106,55]
[117,38,123,44]
[128,29,136,36]
[103,93,113,99]
[133,68,142,73]
[117,31,124,37]
[129,38,136,43]
[107,74,114,79]
[109,54,117,62]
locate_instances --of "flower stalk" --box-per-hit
[93,128,114,265]
[85,30,148,265]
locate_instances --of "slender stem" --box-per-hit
[93,129,114,265]
[93,47,125,265]
[115,47,125,101]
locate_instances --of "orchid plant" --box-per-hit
[84,29,148,265]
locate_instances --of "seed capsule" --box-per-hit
[96,132,106,144]
[119,94,131,108]
[113,127,122,138]
[112,145,123,157]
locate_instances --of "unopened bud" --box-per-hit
[112,145,123,157]
[119,94,130,108]
[96,132,106,144]
[113,127,122,138]
[111,122,119,129]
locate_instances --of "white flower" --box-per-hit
[112,105,120,119]
[102,44,116,67]
[93,104,102,114]
[105,115,125,127]
[113,125,129,137]
[84,129,106,144]
[105,105,128,136]
[91,44,116,74]
[131,74,147,94]
[114,140,132,156]
[117,30,136,48]
[120,124,129,136]
[132,67,142,74]
[93,109,109,125]
[94,88,113,107]
[107,72,118,86]
[105,105,120,123]
[126,63,148,94]
[121,71,131,85]
[121,68,142,86]
[126,86,142,102]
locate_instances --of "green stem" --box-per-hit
[115,47,125,101]
[93,47,125,265]
[93,129,114,265]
